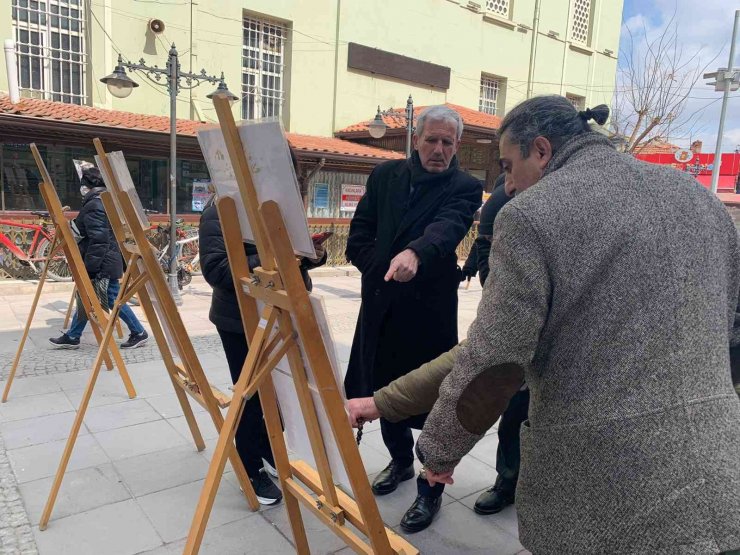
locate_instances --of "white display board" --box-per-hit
[245,289,350,490]
[280,294,350,491]
[196,119,316,259]
[95,151,150,232]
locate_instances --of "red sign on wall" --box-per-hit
[341,184,366,212]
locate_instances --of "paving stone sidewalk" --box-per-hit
[0,275,529,555]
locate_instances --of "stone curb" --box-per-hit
[0,279,76,296]
[0,266,362,295]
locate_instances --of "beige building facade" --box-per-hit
[0,0,623,136]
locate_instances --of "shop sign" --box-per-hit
[191,179,212,212]
[340,184,365,212]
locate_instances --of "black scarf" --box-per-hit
[407,151,459,203]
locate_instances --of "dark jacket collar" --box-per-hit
[543,132,614,177]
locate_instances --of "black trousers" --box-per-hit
[381,415,445,498]
[217,328,275,479]
[496,388,530,487]
[381,388,530,497]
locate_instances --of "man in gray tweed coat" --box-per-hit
[416,95,740,554]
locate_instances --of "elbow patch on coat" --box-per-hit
[455,363,525,435]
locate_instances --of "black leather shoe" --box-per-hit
[473,478,516,515]
[400,494,442,533]
[371,461,415,495]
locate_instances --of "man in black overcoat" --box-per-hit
[344,105,482,532]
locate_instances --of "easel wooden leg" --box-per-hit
[2,235,58,403]
[170,374,206,450]
[183,390,246,554]
[106,261,139,398]
[136,290,206,452]
[259,376,311,553]
[260,201,397,554]
[38,301,122,530]
[63,286,75,330]
[183,312,274,555]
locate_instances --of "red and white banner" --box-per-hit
[340,184,365,212]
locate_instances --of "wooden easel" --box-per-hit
[184,97,417,554]
[36,138,261,532]
[63,285,124,339]
[2,145,134,403]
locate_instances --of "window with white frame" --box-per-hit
[570,0,592,44]
[242,14,288,120]
[11,0,87,104]
[479,75,503,116]
[566,93,585,111]
[485,0,510,17]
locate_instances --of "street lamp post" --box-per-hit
[368,95,414,157]
[100,44,237,303]
[704,10,740,195]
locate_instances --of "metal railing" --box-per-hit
[0,216,478,279]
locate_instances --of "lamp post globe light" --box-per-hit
[368,107,386,139]
[367,95,414,158]
[100,59,139,99]
[100,44,237,303]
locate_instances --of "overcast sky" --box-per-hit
[620,0,739,152]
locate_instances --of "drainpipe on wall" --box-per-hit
[4,39,20,104]
[330,0,342,133]
[526,0,541,99]
[559,0,574,96]
[103,0,113,108]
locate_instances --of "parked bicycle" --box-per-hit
[0,211,72,281]
[148,218,200,289]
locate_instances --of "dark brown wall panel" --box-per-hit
[347,43,450,89]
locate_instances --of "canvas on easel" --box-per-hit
[184,97,417,555]
[197,120,316,258]
[34,138,261,532]
[2,145,134,404]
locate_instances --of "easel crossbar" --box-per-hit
[290,461,415,555]
[171,373,231,410]
[240,279,293,311]
[282,476,372,555]
[242,332,297,400]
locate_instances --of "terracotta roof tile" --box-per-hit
[286,133,403,160]
[337,102,502,134]
[0,94,400,161]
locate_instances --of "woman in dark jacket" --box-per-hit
[50,167,148,349]
[199,202,327,504]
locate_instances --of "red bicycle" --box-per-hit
[0,211,72,281]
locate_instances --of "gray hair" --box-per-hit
[499,95,609,157]
[415,105,464,140]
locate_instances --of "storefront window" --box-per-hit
[128,158,168,214]
[1,143,46,210]
[1,143,205,215]
[177,159,211,214]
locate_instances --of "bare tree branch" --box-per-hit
[613,11,720,154]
